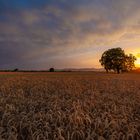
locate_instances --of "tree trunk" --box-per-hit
[105,68,108,73]
[117,68,120,74]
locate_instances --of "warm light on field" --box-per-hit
[0,72,140,139]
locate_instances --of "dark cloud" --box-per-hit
[0,0,140,69]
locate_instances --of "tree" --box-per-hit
[123,54,137,72]
[49,68,55,72]
[99,48,136,74]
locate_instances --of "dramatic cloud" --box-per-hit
[0,0,140,69]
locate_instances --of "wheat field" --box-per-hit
[0,72,140,140]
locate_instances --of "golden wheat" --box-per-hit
[0,72,139,140]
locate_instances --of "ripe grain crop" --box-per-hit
[0,72,139,140]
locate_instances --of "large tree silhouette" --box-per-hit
[99,48,136,73]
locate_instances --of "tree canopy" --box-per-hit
[99,48,137,73]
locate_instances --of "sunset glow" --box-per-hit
[0,0,140,69]
[135,58,140,68]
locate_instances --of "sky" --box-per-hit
[0,0,140,70]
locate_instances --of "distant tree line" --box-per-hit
[99,47,137,74]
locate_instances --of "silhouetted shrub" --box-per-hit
[49,68,55,72]
[14,68,19,72]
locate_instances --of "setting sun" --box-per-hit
[134,53,140,68]
[135,58,140,67]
